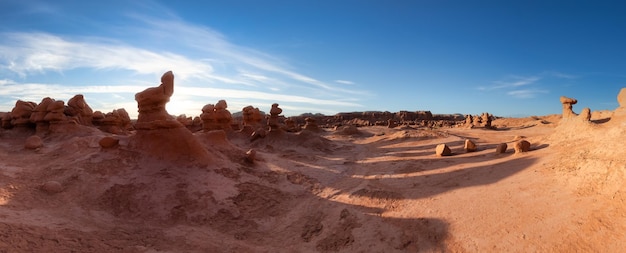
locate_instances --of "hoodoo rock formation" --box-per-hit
[560,96,578,118]
[268,103,283,131]
[129,71,210,162]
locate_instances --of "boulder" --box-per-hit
[24,135,43,149]
[464,139,477,152]
[514,140,531,154]
[435,144,452,156]
[495,143,507,154]
[40,181,63,194]
[99,136,119,148]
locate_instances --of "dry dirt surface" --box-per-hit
[1,114,626,252]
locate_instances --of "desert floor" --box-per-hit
[1,115,625,252]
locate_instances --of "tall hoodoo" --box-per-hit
[130,71,210,162]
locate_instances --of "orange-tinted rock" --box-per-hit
[514,140,531,153]
[580,108,591,121]
[268,103,282,130]
[495,143,507,154]
[618,88,626,107]
[464,139,477,152]
[435,144,452,156]
[560,96,578,118]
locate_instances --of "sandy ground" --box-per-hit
[1,114,625,252]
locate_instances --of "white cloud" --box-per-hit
[507,89,549,99]
[0,9,372,116]
[335,80,355,85]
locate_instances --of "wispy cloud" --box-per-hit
[478,76,540,91]
[507,89,549,99]
[0,6,371,116]
[335,80,355,85]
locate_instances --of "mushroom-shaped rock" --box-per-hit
[435,144,452,156]
[464,139,477,152]
[560,96,578,118]
[99,136,119,148]
[514,140,531,154]
[495,143,508,154]
[25,135,43,149]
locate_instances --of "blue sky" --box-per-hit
[1,0,625,118]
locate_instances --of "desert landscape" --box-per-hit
[0,71,625,252]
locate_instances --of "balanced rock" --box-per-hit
[514,140,531,154]
[24,135,43,149]
[495,143,507,154]
[267,103,283,131]
[464,139,477,152]
[435,144,452,156]
[560,96,578,118]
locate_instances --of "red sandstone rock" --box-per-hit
[99,136,119,148]
[25,135,43,149]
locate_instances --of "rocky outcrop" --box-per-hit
[65,94,94,125]
[201,100,233,131]
[303,117,321,132]
[11,100,36,127]
[129,71,210,162]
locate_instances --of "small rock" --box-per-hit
[464,139,477,152]
[514,140,531,154]
[495,143,507,154]
[99,136,119,148]
[24,135,43,149]
[435,144,452,156]
[41,181,63,194]
[245,149,256,163]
